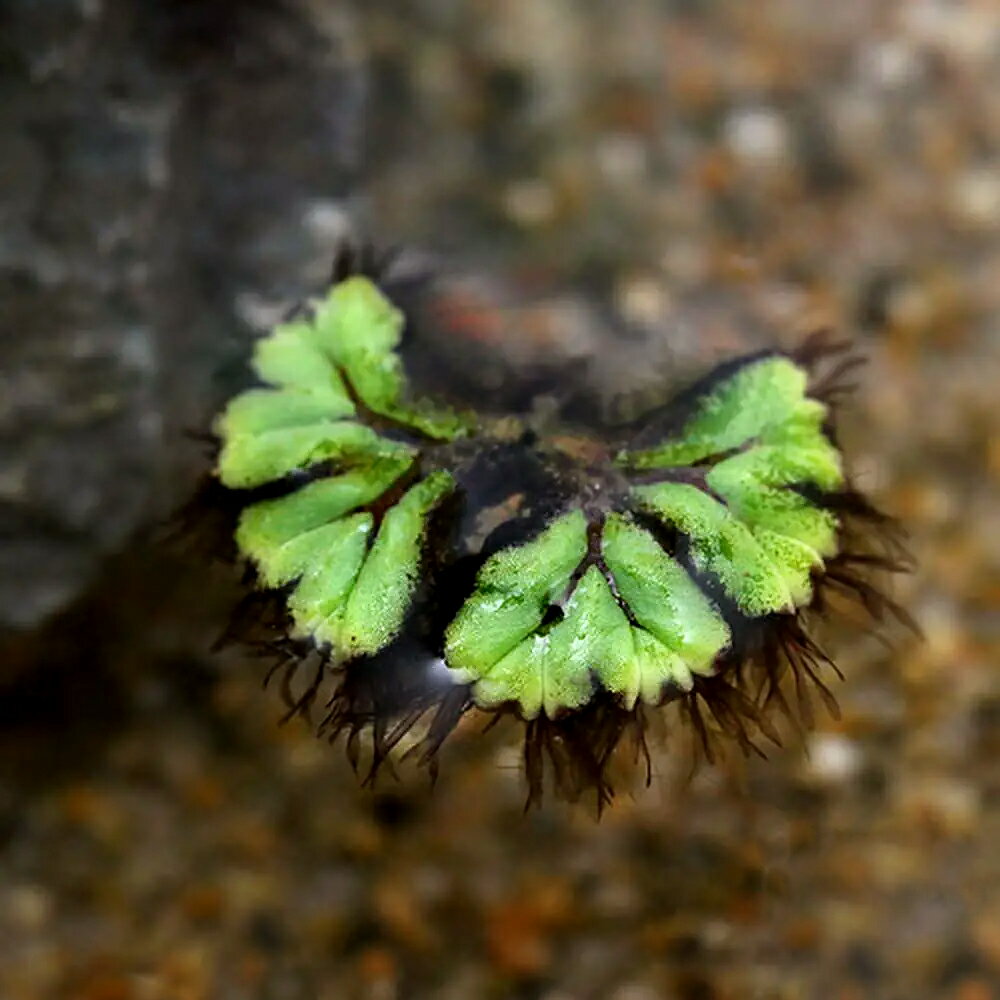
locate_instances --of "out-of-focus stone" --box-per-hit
[0,0,364,633]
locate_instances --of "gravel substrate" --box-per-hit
[1,1,997,998]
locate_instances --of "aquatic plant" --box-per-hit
[198,248,913,807]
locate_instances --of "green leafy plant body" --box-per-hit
[205,268,911,804]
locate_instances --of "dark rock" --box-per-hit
[0,0,365,630]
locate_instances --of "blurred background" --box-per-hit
[1,1,998,997]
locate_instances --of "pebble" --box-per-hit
[503,179,557,227]
[803,733,863,785]
[949,169,1000,230]
[3,884,52,932]
[724,107,790,168]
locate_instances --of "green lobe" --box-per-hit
[602,514,730,704]
[217,421,414,489]
[634,481,796,616]
[705,444,842,559]
[235,461,411,585]
[251,319,354,404]
[472,636,549,719]
[339,470,456,656]
[473,566,634,718]
[709,441,843,493]
[546,567,634,712]
[217,388,355,438]
[630,630,693,707]
[215,275,479,492]
[752,527,822,607]
[623,357,828,469]
[289,514,374,641]
[312,276,472,441]
[445,510,589,682]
